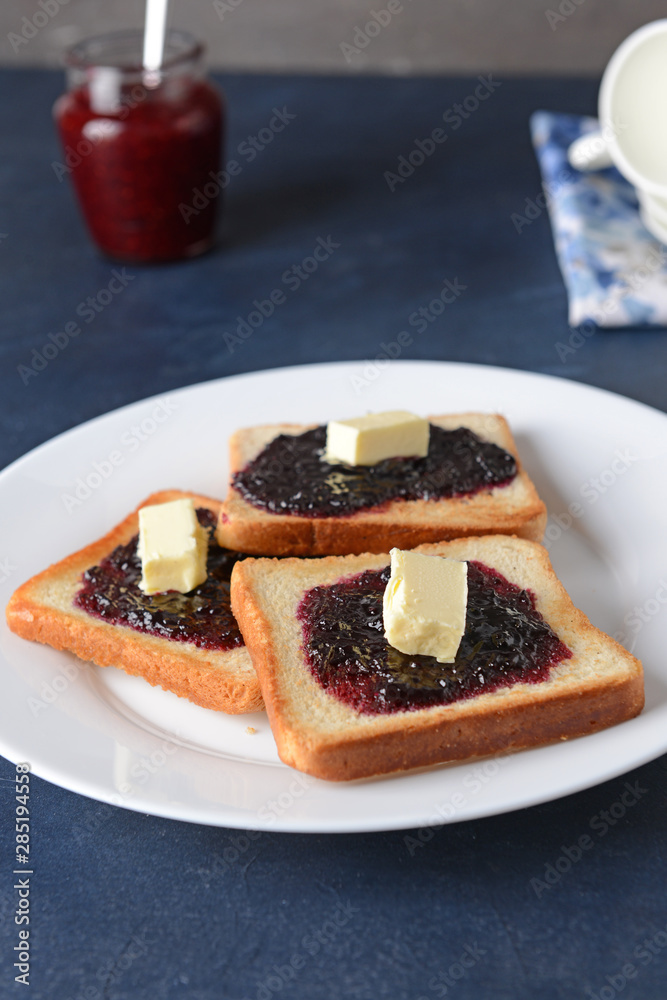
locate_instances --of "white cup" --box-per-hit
[568,19,667,241]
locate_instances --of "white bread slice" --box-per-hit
[6,490,262,714]
[230,536,643,780]
[217,414,547,556]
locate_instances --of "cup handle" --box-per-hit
[567,131,614,171]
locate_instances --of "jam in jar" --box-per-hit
[53,30,224,262]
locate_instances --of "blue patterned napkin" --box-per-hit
[530,111,667,328]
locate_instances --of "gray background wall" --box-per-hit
[1,0,665,74]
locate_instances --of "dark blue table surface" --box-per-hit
[1,70,666,1000]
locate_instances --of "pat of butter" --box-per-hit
[383,548,468,663]
[325,410,429,466]
[138,498,208,595]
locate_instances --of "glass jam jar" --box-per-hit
[53,30,224,263]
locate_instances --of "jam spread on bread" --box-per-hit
[297,561,572,714]
[74,509,244,651]
[232,425,516,517]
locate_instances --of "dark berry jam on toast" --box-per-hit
[297,561,572,715]
[232,425,516,518]
[74,509,244,651]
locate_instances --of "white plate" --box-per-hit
[1,361,666,833]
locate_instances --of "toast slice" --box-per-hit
[6,490,262,714]
[216,413,547,556]
[230,536,644,780]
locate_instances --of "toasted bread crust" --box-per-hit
[217,414,547,556]
[6,490,263,714]
[230,537,644,780]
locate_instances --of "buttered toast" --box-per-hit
[6,490,262,714]
[217,414,547,556]
[230,535,643,780]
